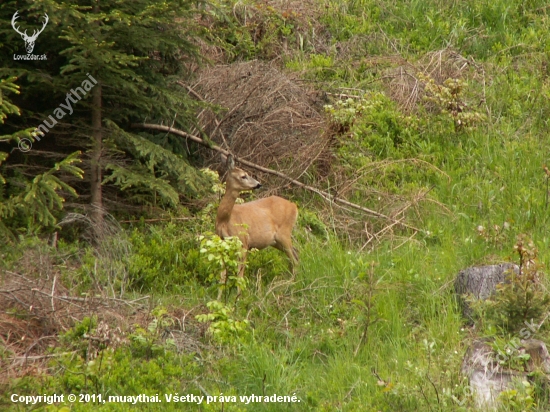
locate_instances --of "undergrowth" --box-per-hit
[4,0,550,411]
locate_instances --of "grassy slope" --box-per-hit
[4,0,550,411]
[191,0,550,409]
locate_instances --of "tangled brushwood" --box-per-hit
[188,60,333,193]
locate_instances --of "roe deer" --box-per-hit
[215,156,298,294]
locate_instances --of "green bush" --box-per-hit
[126,222,207,293]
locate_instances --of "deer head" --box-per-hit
[12,11,49,54]
[222,155,263,193]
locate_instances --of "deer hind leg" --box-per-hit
[290,247,299,268]
[274,235,299,274]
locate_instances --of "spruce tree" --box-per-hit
[0,0,209,234]
[0,77,83,239]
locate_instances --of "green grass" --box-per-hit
[2,225,545,411]
[5,0,550,410]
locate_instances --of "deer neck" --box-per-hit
[216,188,240,229]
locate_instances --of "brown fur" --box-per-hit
[216,166,299,274]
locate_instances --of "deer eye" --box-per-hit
[241,175,247,179]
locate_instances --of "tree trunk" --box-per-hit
[90,79,103,231]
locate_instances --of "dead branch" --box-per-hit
[119,217,191,223]
[131,122,421,233]
[9,352,77,362]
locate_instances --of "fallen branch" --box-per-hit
[10,352,77,361]
[119,217,191,223]
[3,286,150,307]
[131,123,422,233]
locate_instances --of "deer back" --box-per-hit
[228,196,298,250]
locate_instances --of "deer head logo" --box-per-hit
[11,11,49,54]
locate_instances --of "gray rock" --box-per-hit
[519,339,550,374]
[462,339,550,408]
[454,264,519,319]
[462,340,522,408]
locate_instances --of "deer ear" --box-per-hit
[226,154,235,170]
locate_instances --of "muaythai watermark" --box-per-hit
[452,317,545,406]
[18,74,98,152]
[12,10,48,60]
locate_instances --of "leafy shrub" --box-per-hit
[196,233,251,344]
[468,234,550,334]
[130,307,176,359]
[498,380,536,412]
[298,209,329,241]
[419,73,486,133]
[196,300,250,344]
[204,0,310,61]
[327,92,423,162]
[494,235,550,333]
[199,233,244,284]
[126,222,207,293]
